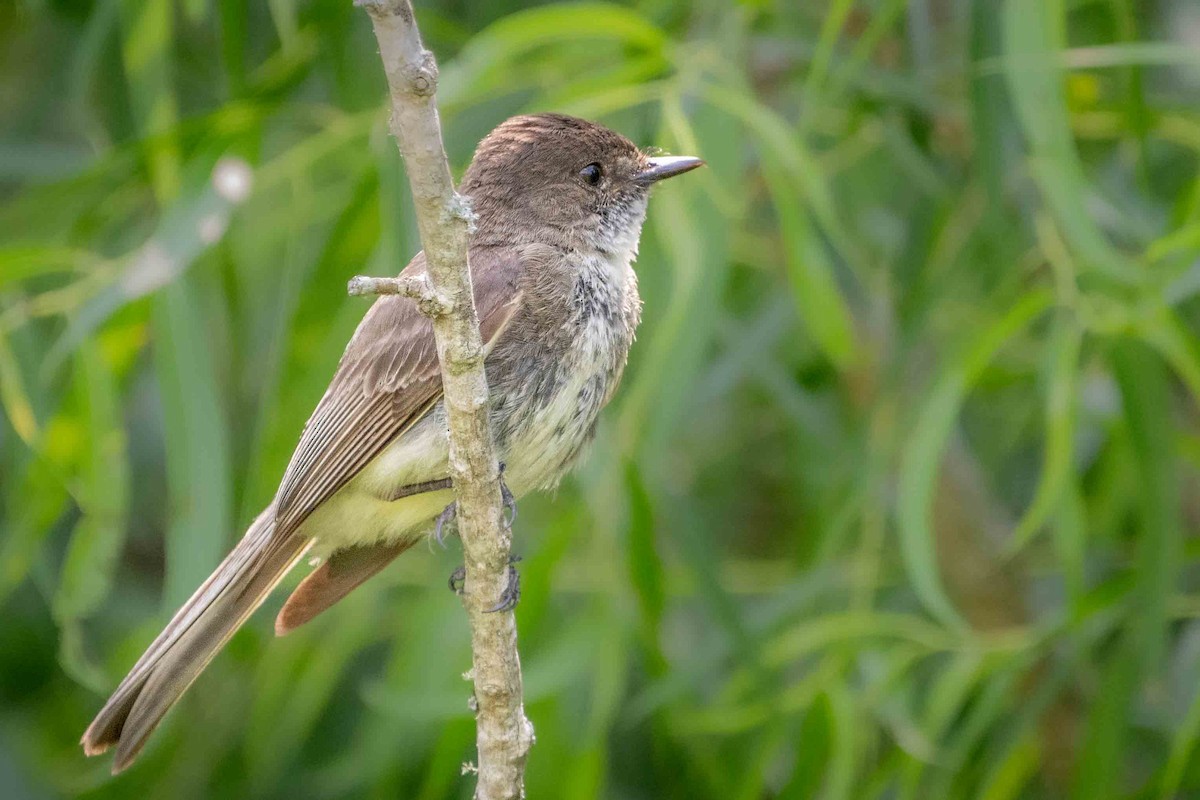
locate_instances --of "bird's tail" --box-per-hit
[81,505,311,773]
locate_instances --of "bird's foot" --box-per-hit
[448,564,466,594]
[433,463,515,548]
[488,555,522,613]
[499,463,517,530]
[434,501,457,548]
[447,555,522,613]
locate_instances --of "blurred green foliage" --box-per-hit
[2,0,1200,797]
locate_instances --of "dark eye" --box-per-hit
[580,163,602,185]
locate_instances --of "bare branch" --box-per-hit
[354,0,534,797]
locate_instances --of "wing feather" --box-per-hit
[272,248,523,539]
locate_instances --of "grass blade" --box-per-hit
[1002,0,1141,284]
[898,290,1053,629]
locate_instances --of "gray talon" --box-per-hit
[433,463,512,546]
[434,501,458,548]
[448,556,522,611]
[495,462,517,530]
[500,476,517,530]
[486,555,522,613]
[448,565,466,594]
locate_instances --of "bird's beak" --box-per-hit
[636,156,705,185]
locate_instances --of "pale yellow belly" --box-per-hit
[296,410,452,556]
[298,484,453,558]
[296,332,617,555]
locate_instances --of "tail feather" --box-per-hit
[275,538,416,635]
[81,506,310,772]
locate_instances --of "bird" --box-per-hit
[81,112,703,772]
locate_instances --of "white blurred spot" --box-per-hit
[198,213,228,244]
[120,241,175,295]
[212,156,253,203]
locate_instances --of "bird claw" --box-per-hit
[497,462,517,530]
[434,501,458,549]
[446,555,522,613]
[486,556,522,613]
[448,565,466,594]
[442,463,519,603]
[433,464,514,548]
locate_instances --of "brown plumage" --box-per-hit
[275,539,416,635]
[81,113,702,772]
[271,247,524,540]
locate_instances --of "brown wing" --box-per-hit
[272,247,524,539]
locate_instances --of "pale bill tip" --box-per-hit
[638,155,705,184]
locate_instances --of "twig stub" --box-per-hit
[347,274,453,317]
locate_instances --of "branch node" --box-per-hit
[476,682,506,703]
[402,52,438,96]
[354,0,412,23]
[447,192,478,234]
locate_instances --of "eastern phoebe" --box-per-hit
[81,113,702,771]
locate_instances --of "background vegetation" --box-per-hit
[2,0,1200,797]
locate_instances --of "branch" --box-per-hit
[347,274,453,317]
[352,1,534,797]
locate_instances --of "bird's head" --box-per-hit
[461,113,703,257]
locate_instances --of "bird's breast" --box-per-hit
[491,254,641,496]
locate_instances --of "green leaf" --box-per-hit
[978,735,1040,800]
[1070,642,1140,800]
[152,278,233,609]
[898,653,988,799]
[0,454,69,606]
[702,83,869,279]
[118,0,181,200]
[824,682,860,800]
[43,165,252,373]
[898,290,1053,629]
[1053,477,1087,616]
[1138,308,1200,408]
[1009,312,1081,551]
[1002,0,1141,284]
[686,87,860,368]
[0,245,103,290]
[1111,338,1179,676]
[617,103,730,461]
[1071,338,1180,800]
[443,2,667,107]
[803,0,856,96]
[1160,676,1200,799]
[53,344,129,625]
[762,153,858,368]
[778,697,833,799]
[0,330,39,444]
[763,612,959,664]
[624,461,666,670]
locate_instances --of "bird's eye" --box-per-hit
[580,163,603,185]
